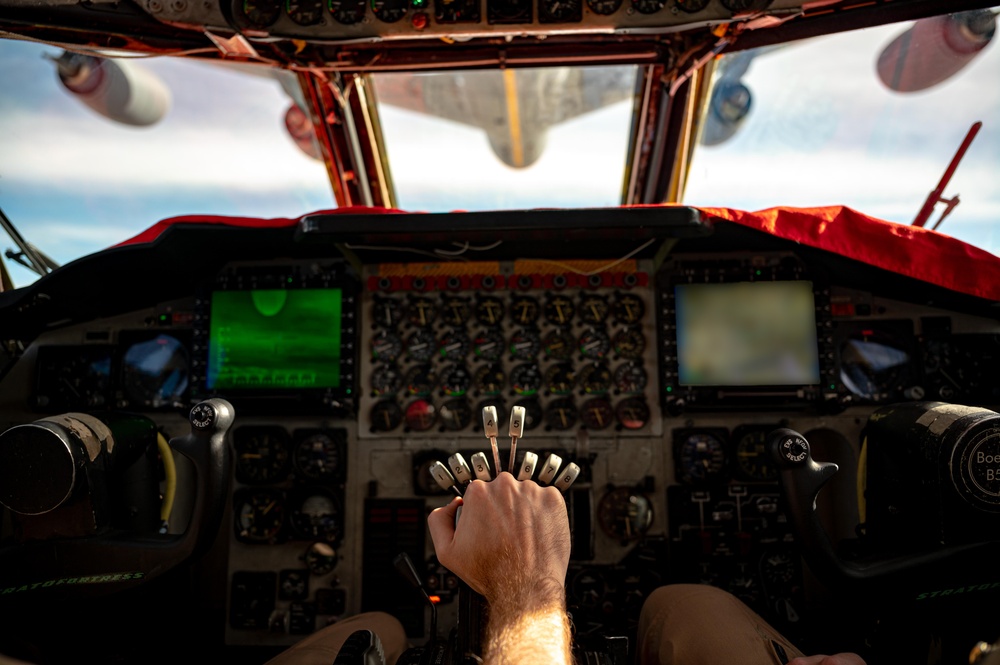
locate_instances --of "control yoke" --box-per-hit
[767,427,997,595]
[0,399,234,602]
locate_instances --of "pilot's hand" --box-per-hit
[788,654,867,665]
[427,471,571,604]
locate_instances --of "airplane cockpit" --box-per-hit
[0,1,999,663]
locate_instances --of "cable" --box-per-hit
[530,238,657,276]
[344,242,469,261]
[157,431,177,533]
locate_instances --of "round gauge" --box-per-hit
[613,293,645,324]
[542,329,576,361]
[544,295,575,326]
[440,364,472,397]
[406,328,437,362]
[473,363,506,395]
[675,0,708,11]
[579,295,610,325]
[286,0,324,24]
[510,328,542,360]
[329,0,366,22]
[406,296,437,327]
[291,488,341,542]
[475,399,506,433]
[293,431,342,481]
[839,331,911,401]
[544,363,576,395]
[405,399,437,431]
[580,397,614,430]
[734,427,778,481]
[372,296,404,328]
[371,0,408,21]
[371,330,403,363]
[615,397,650,430]
[435,0,479,21]
[404,363,437,396]
[279,569,308,600]
[438,329,470,361]
[440,296,471,327]
[586,0,621,14]
[579,363,612,394]
[240,0,282,28]
[304,541,338,575]
[677,431,727,483]
[597,487,653,542]
[510,363,542,396]
[631,0,664,15]
[579,327,611,360]
[545,397,578,431]
[510,296,540,325]
[120,334,190,409]
[439,398,473,431]
[234,488,285,544]
[512,397,543,431]
[473,328,505,361]
[571,569,609,610]
[370,400,403,432]
[613,328,646,360]
[35,347,111,410]
[614,362,647,394]
[370,363,402,397]
[475,296,505,326]
[923,338,983,401]
[540,0,581,21]
[233,426,290,485]
[760,550,796,586]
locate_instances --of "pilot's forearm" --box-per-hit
[483,578,573,665]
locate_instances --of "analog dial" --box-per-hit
[586,0,621,14]
[580,397,613,430]
[475,296,506,326]
[234,488,285,544]
[675,0,709,11]
[435,0,480,21]
[615,397,650,430]
[293,432,342,481]
[120,333,189,409]
[544,295,575,326]
[406,296,437,327]
[440,363,472,397]
[404,363,437,396]
[473,328,505,361]
[439,398,473,431]
[614,362,647,394]
[371,363,402,397]
[370,400,403,432]
[734,427,778,481]
[440,296,471,327]
[543,328,576,360]
[371,0,408,21]
[597,487,653,542]
[510,363,542,396]
[404,399,436,431]
[579,295,610,325]
[438,329,470,361]
[234,426,290,485]
[677,431,727,483]
[290,488,341,542]
[545,397,578,430]
[372,296,404,328]
[579,363,612,394]
[329,0,365,22]
[540,0,581,22]
[510,328,542,360]
[579,327,611,360]
[371,330,403,363]
[304,541,338,575]
[473,363,506,395]
[613,327,646,360]
[286,0,324,25]
[544,362,576,395]
[510,296,540,325]
[406,328,437,362]
[613,293,645,324]
[240,0,282,27]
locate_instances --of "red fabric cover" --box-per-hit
[115,204,1000,302]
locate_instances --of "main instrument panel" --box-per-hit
[3,211,999,659]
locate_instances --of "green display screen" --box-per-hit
[207,289,343,390]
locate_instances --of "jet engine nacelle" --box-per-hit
[53,52,171,127]
[700,80,752,147]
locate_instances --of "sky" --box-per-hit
[0,12,998,288]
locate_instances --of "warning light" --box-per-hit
[411,10,428,28]
[429,595,441,604]
[666,386,673,392]
[412,0,427,7]
[755,270,761,276]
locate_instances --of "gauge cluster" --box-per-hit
[359,260,661,438]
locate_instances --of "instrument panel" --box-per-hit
[6,230,1000,657]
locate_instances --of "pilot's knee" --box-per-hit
[640,583,736,624]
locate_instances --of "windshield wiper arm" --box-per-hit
[0,205,59,277]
